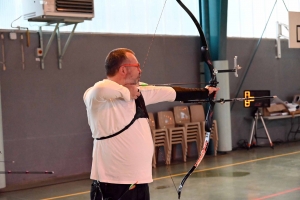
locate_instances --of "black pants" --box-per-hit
[91,181,150,200]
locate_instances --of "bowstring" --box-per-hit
[157,147,178,193]
[165,157,177,192]
[142,0,168,69]
[167,167,178,192]
[144,0,178,193]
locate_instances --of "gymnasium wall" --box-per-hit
[0,31,299,189]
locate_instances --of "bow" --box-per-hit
[147,1,271,198]
[176,0,218,199]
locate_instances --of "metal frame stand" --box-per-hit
[38,22,78,70]
[247,108,274,149]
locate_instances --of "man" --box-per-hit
[83,48,219,200]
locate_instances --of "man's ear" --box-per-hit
[119,66,127,75]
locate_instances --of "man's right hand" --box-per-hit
[205,86,220,99]
[124,84,141,100]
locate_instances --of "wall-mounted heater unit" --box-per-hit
[23,0,94,22]
[22,0,94,70]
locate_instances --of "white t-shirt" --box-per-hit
[83,79,176,184]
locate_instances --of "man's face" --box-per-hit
[122,53,142,85]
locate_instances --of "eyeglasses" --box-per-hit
[120,63,141,69]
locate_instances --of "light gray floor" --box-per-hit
[1,141,300,200]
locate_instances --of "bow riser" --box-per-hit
[205,103,215,132]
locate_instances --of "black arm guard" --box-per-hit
[172,86,209,101]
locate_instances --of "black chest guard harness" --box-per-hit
[96,94,148,141]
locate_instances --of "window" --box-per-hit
[2,0,298,38]
[0,0,200,36]
[227,0,300,38]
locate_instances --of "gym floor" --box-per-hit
[0,141,300,200]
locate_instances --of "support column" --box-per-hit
[213,60,232,151]
[199,0,232,152]
[0,83,6,188]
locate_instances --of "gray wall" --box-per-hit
[0,30,299,189]
[227,38,300,147]
[0,31,201,189]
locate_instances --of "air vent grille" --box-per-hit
[23,12,37,20]
[56,0,93,13]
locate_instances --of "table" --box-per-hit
[262,113,300,141]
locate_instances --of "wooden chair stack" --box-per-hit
[148,113,170,168]
[173,105,202,157]
[189,104,219,156]
[157,111,187,163]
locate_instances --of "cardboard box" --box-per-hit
[263,103,289,116]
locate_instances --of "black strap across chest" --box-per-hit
[96,95,148,141]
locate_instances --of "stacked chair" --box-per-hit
[157,111,187,163]
[189,104,219,156]
[173,106,202,157]
[148,113,170,168]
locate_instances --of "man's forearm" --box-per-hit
[172,86,209,101]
